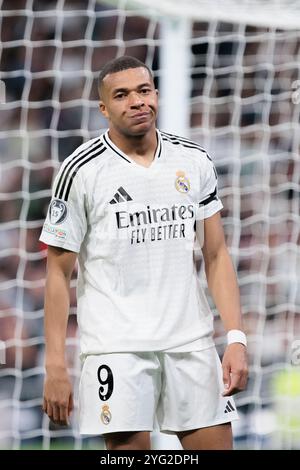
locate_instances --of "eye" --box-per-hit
[114,93,125,99]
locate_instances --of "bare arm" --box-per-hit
[198,212,248,396]
[43,245,77,425]
[201,212,242,331]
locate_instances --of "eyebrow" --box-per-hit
[112,83,153,94]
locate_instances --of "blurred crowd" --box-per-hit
[0,0,299,449]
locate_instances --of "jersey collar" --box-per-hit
[102,129,163,169]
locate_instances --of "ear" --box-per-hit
[99,101,109,119]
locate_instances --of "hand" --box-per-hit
[43,365,74,426]
[222,343,248,396]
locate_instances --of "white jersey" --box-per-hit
[39,130,223,356]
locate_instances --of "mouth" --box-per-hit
[130,112,151,120]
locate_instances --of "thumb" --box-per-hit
[222,364,231,395]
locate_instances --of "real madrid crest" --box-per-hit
[100,404,112,425]
[175,171,190,193]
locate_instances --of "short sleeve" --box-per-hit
[199,154,223,219]
[39,163,87,253]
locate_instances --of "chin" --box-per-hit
[131,122,154,136]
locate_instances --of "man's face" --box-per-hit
[99,67,158,136]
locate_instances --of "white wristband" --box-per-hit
[227,330,247,347]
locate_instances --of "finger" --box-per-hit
[68,393,74,415]
[222,366,231,394]
[222,373,242,396]
[42,398,47,413]
[222,386,238,397]
[46,402,53,420]
[52,404,60,423]
[239,372,248,390]
[60,404,69,425]
[223,384,239,396]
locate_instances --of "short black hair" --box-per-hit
[98,56,153,97]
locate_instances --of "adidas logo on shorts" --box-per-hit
[224,400,235,413]
[109,187,133,204]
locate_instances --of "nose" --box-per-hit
[128,91,144,108]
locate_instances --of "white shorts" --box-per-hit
[79,347,238,435]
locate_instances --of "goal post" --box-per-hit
[159,17,192,136]
[127,0,300,29]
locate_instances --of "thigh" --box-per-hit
[157,347,238,433]
[177,423,233,450]
[79,352,161,436]
[105,431,151,450]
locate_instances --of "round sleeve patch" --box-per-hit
[49,199,68,225]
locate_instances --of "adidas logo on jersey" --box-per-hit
[109,187,133,204]
[224,400,235,413]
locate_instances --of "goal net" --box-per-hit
[0,0,300,450]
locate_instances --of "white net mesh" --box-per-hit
[0,0,300,450]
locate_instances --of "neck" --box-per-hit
[108,127,157,162]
